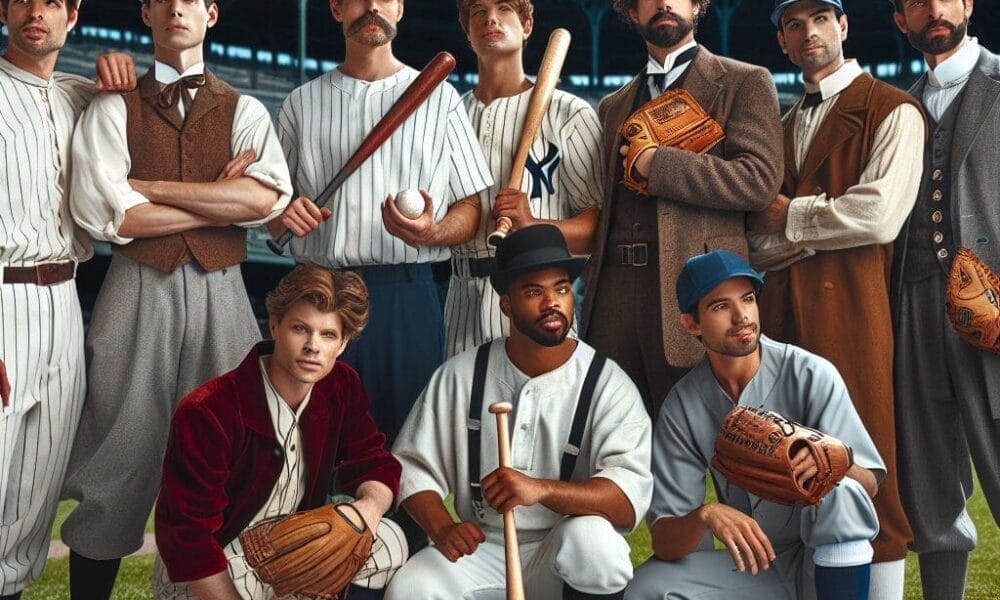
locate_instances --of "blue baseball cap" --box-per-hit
[771,0,844,27]
[676,250,765,315]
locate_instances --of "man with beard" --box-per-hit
[277,0,491,449]
[890,1,1000,598]
[581,0,782,418]
[745,2,925,596]
[388,225,651,600]
[627,250,883,600]
[445,0,604,357]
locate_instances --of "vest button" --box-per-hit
[931,210,943,224]
[823,281,834,290]
[932,190,943,202]
[812,187,823,195]
[932,169,943,181]
[937,248,949,260]
[933,231,944,244]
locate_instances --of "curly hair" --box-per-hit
[611,0,712,24]
[456,0,534,33]
[266,265,370,337]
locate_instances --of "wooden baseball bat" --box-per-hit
[488,401,525,600]
[487,28,571,247]
[268,51,457,254]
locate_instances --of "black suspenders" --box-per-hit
[467,343,607,511]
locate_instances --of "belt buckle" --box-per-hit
[631,243,648,267]
[36,262,70,286]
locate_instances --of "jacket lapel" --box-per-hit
[951,49,1000,171]
[682,48,724,116]
[139,70,184,132]
[795,74,870,185]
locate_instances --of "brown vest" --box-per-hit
[116,69,246,273]
[758,72,922,562]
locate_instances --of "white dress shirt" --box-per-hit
[923,36,980,122]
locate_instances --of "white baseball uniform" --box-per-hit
[626,335,883,600]
[0,57,94,595]
[388,339,652,599]
[445,89,604,357]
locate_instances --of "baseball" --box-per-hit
[395,189,425,220]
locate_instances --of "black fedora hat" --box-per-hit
[489,224,588,294]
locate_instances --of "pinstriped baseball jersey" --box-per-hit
[444,88,604,356]
[277,66,493,269]
[0,56,93,595]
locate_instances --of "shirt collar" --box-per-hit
[927,36,979,89]
[330,64,416,95]
[154,60,205,85]
[804,59,863,97]
[259,356,313,421]
[0,55,53,88]
[645,41,698,75]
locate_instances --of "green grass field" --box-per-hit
[26,485,998,599]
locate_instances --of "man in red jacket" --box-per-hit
[153,265,402,600]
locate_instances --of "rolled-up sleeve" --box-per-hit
[230,95,293,227]
[69,94,148,244]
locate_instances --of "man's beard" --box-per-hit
[512,309,571,348]
[637,10,695,49]
[348,11,398,47]
[907,17,967,55]
[707,322,760,358]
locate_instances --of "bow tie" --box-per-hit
[801,91,824,111]
[157,74,207,111]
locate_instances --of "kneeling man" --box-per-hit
[627,250,883,600]
[389,225,651,600]
[154,265,402,599]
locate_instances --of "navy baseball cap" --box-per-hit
[676,250,765,315]
[771,0,844,27]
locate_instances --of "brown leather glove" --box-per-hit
[946,247,1000,354]
[618,88,725,196]
[711,406,854,507]
[239,503,374,599]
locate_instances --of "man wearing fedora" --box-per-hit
[627,250,883,600]
[747,1,926,596]
[388,224,651,600]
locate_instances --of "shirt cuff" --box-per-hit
[234,167,294,228]
[593,469,652,532]
[785,193,825,243]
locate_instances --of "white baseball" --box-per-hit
[395,189,425,220]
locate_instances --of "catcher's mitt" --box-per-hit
[239,503,373,600]
[711,406,853,507]
[946,247,1000,354]
[618,88,725,196]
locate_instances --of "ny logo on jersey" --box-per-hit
[525,143,561,200]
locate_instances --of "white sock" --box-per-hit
[813,540,873,567]
[868,559,905,600]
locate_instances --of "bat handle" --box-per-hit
[267,229,293,255]
[489,402,524,600]
[487,217,513,248]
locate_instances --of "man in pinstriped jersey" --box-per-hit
[445,0,604,358]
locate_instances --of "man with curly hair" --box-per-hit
[581,0,783,418]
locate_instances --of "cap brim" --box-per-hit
[490,256,588,294]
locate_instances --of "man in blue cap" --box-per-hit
[627,250,883,600]
[747,1,926,595]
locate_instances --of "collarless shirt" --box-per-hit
[0,56,95,265]
[923,36,980,122]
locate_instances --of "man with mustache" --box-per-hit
[445,0,604,357]
[890,1,1000,598]
[581,0,783,419]
[627,250,883,600]
[62,0,296,597]
[276,0,491,459]
[389,225,651,600]
[746,1,926,597]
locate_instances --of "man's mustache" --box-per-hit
[921,18,957,36]
[349,11,396,36]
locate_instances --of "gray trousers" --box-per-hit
[61,255,261,559]
[894,271,1000,595]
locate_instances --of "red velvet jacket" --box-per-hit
[154,341,402,583]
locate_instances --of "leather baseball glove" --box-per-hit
[946,247,1000,354]
[239,503,373,600]
[711,406,854,507]
[618,88,725,196]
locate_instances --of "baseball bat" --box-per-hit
[268,51,457,254]
[488,401,525,600]
[487,28,571,247]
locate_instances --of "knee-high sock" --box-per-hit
[69,550,121,600]
[815,564,871,600]
[563,582,625,600]
[0,593,22,600]
[918,551,969,600]
[868,559,905,600]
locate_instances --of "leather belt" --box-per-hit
[605,243,655,267]
[452,256,497,278]
[2,261,76,286]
